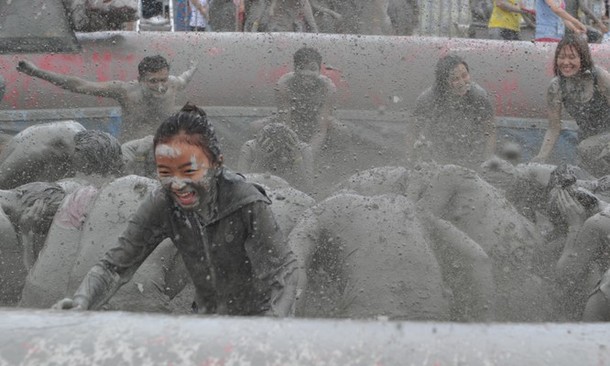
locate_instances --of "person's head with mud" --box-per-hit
[546,163,600,232]
[153,102,224,209]
[255,123,302,169]
[553,34,594,79]
[293,47,323,76]
[72,130,124,176]
[432,54,471,103]
[138,55,171,99]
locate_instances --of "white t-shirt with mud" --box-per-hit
[190,0,208,28]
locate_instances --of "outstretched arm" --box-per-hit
[17,60,125,99]
[545,0,587,33]
[173,60,198,90]
[579,2,608,33]
[533,81,563,163]
[496,0,528,14]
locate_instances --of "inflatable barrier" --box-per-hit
[0,309,609,365]
[2,31,610,118]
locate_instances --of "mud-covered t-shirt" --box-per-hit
[547,66,610,140]
[414,82,494,169]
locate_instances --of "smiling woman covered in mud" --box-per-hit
[53,103,298,316]
[534,34,610,171]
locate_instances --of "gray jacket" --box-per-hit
[74,168,298,316]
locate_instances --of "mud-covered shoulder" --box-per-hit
[216,168,272,218]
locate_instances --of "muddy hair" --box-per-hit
[546,164,599,229]
[293,47,322,71]
[153,102,223,165]
[73,130,124,175]
[257,122,299,143]
[15,182,65,235]
[553,34,594,77]
[138,55,170,79]
[432,54,469,103]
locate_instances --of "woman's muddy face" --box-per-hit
[449,63,471,97]
[155,137,214,209]
[557,45,582,78]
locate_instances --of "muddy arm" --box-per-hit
[173,61,198,90]
[422,212,495,321]
[310,0,342,19]
[16,60,125,99]
[287,208,321,312]
[533,81,563,163]
[300,0,320,32]
[243,201,298,317]
[484,116,497,158]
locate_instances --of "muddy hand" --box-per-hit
[557,189,586,228]
[16,60,37,76]
[52,297,85,311]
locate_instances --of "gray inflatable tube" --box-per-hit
[0,309,608,365]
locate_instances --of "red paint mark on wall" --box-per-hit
[207,47,225,57]
[490,77,519,116]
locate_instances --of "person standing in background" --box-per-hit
[535,0,587,41]
[564,0,608,41]
[488,0,534,40]
[189,0,209,31]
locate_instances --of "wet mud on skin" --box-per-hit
[0,106,595,322]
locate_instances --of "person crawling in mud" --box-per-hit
[16,55,197,142]
[408,54,496,170]
[544,163,610,321]
[238,123,314,193]
[289,191,495,322]
[0,182,68,305]
[53,103,298,316]
[0,122,124,190]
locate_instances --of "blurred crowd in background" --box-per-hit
[68,0,610,42]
